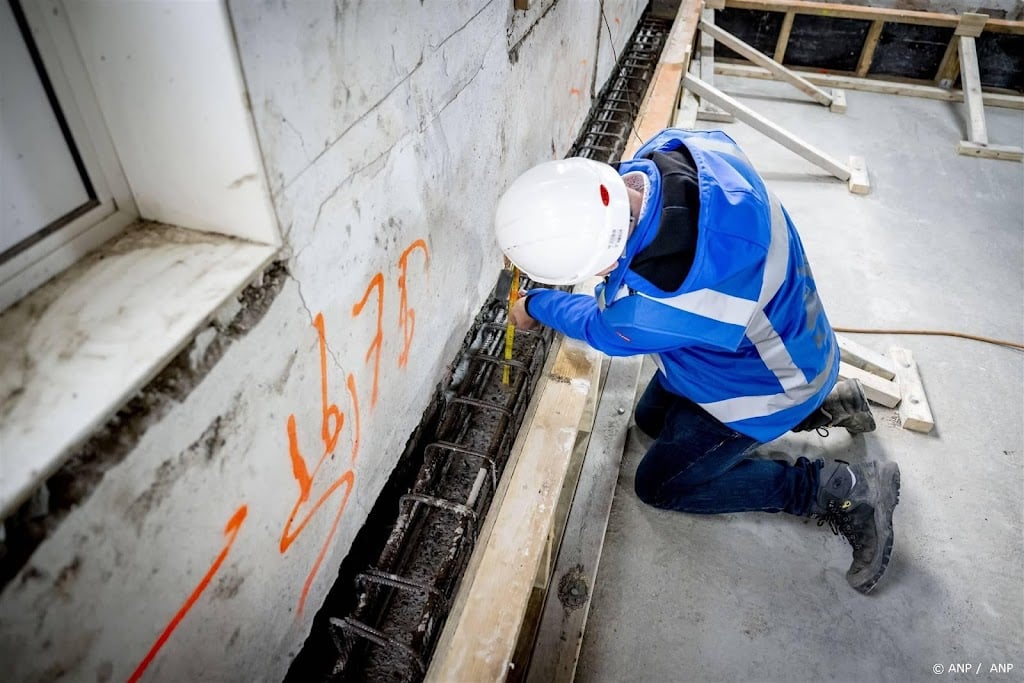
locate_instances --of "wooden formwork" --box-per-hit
[717,0,1024,92]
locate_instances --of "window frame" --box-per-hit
[0,0,138,312]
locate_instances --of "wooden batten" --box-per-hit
[715,63,1024,110]
[717,0,1024,96]
[699,18,837,107]
[773,11,795,62]
[934,36,961,88]
[856,20,884,78]
[889,348,935,433]
[425,337,603,683]
[723,0,1024,33]
[626,0,704,157]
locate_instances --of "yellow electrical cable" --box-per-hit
[833,327,1024,351]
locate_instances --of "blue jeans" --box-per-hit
[633,373,821,516]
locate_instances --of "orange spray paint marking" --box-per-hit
[314,313,344,453]
[353,273,384,407]
[128,505,248,683]
[293,470,354,613]
[347,373,361,464]
[295,375,359,612]
[281,314,363,613]
[397,239,429,369]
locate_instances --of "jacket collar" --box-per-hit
[604,158,661,297]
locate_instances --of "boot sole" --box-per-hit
[842,413,877,435]
[851,462,901,594]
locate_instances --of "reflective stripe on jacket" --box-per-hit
[525,129,838,442]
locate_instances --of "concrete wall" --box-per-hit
[0,0,644,681]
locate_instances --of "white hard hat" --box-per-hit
[494,158,630,286]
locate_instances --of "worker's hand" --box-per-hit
[510,297,539,331]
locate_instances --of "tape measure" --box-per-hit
[502,266,520,385]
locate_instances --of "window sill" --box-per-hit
[0,222,278,518]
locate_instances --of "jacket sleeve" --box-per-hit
[524,288,704,357]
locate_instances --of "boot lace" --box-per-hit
[816,503,862,550]
[815,461,863,550]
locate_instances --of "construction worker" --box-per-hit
[494,128,900,594]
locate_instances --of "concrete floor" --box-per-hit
[575,77,1024,682]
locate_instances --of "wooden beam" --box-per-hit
[626,0,705,157]
[955,12,988,37]
[681,73,859,186]
[856,20,884,77]
[934,36,961,88]
[956,141,1024,161]
[425,338,604,683]
[697,9,736,122]
[724,0,1021,32]
[525,355,644,683]
[773,11,795,62]
[957,35,988,145]
[829,88,847,114]
[889,347,934,433]
[838,362,900,408]
[846,154,870,195]
[677,67,701,128]
[714,62,1024,110]
[836,334,896,380]
[950,34,1015,163]
[699,19,836,107]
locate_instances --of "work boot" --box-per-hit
[813,460,901,594]
[793,379,876,435]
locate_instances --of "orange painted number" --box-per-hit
[397,239,429,368]
[352,274,384,407]
[280,313,360,613]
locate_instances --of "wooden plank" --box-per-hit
[838,362,901,408]
[829,88,847,114]
[836,334,896,380]
[955,12,988,37]
[526,355,644,683]
[626,0,705,157]
[889,347,935,433]
[934,36,961,88]
[846,155,870,195]
[682,73,854,182]
[957,36,988,145]
[425,338,603,683]
[677,81,701,128]
[697,9,735,122]
[956,141,1024,161]
[510,350,605,680]
[856,20,884,77]
[773,11,795,62]
[427,338,564,681]
[699,19,835,107]
[714,62,1024,110]
[722,0,1024,34]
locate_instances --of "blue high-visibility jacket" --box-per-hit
[525,129,839,442]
